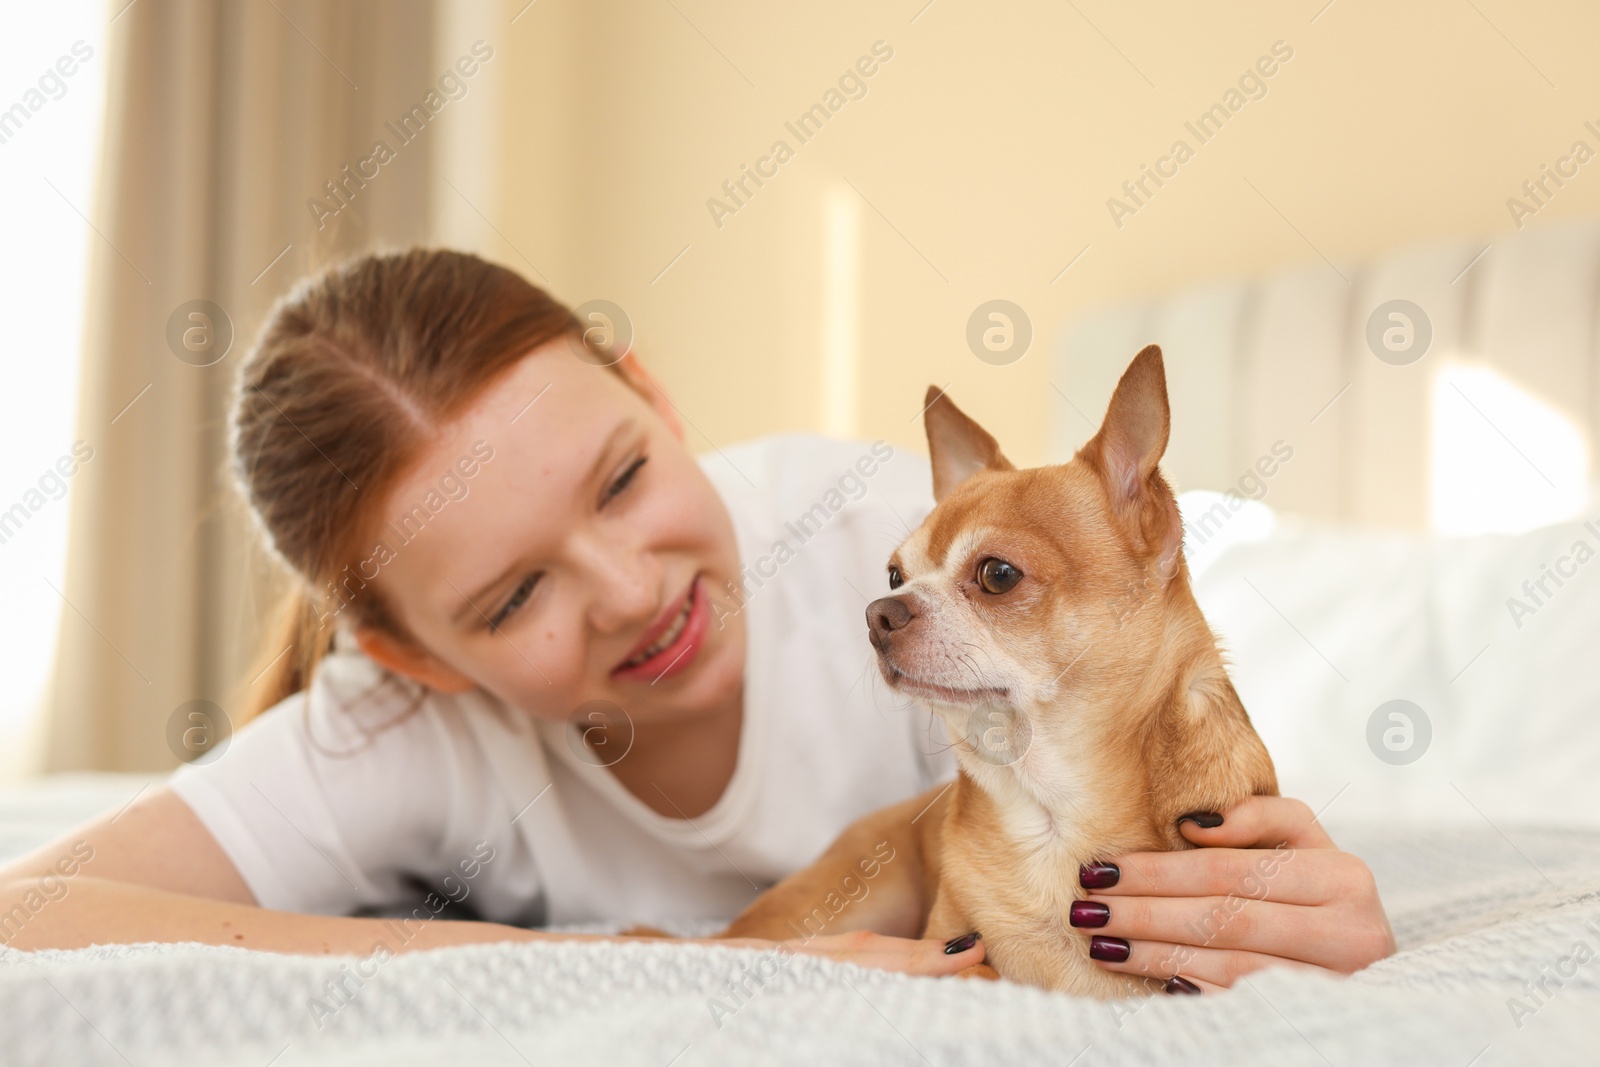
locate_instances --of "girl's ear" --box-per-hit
[354,627,477,693]
[613,350,685,442]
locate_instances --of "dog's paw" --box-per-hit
[619,924,673,938]
[954,963,1001,981]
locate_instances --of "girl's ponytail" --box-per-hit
[236,587,335,724]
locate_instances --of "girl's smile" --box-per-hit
[611,571,710,682]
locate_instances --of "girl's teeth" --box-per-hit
[627,595,692,666]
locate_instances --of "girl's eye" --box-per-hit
[490,573,540,631]
[604,455,647,502]
[887,565,903,590]
[489,454,645,632]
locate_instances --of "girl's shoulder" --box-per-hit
[702,432,934,522]
[166,636,539,917]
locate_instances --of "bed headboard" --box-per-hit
[1051,219,1600,532]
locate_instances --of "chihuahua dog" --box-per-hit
[718,345,1278,997]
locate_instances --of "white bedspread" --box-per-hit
[5,813,1599,1066]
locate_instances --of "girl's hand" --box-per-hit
[1075,795,1396,993]
[712,929,988,978]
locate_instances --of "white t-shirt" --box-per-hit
[168,435,955,927]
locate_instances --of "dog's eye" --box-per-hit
[977,557,1022,594]
[887,564,903,590]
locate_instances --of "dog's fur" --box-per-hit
[718,346,1278,996]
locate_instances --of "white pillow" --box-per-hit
[1179,491,1600,830]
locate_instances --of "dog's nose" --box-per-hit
[867,595,914,651]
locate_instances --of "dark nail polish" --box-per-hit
[1089,936,1130,963]
[1079,862,1120,889]
[1165,975,1202,995]
[1069,901,1110,928]
[943,931,981,954]
[1176,811,1224,829]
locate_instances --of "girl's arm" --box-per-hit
[0,787,985,977]
[0,875,555,954]
[0,785,540,954]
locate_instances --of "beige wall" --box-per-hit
[476,0,1600,469]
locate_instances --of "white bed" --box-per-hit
[3,815,1598,1065]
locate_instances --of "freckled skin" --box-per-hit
[357,341,750,819]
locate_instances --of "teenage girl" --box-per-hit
[0,250,1394,991]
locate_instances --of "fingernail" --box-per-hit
[1079,862,1120,889]
[943,931,980,955]
[1069,901,1110,928]
[1089,936,1130,962]
[1165,975,1202,995]
[1176,811,1224,829]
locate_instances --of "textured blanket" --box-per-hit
[5,820,1599,1066]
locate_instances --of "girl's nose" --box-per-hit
[582,543,662,636]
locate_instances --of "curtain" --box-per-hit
[42,0,438,772]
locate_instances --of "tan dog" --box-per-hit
[718,345,1278,997]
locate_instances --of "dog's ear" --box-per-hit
[1087,345,1170,494]
[1082,345,1182,572]
[922,386,1014,503]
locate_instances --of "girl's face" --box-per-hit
[354,340,746,728]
